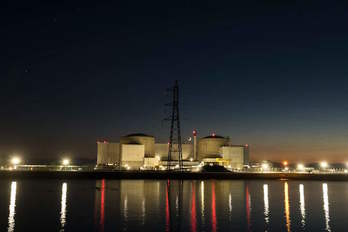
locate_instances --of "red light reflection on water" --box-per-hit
[191,182,196,232]
[166,180,170,232]
[211,182,216,232]
[100,179,105,232]
[246,185,251,232]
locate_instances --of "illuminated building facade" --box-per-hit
[96,132,249,170]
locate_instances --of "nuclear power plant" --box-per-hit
[96,130,249,170]
[97,81,249,171]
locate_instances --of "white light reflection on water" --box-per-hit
[284,182,291,232]
[263,184,270,225]
[142,198,146,225]
[124,194,128,223]
[201,181,205,224]
[322,183,331,232]
[60,183,67,231]
[299,184,306,228]
[8,181,17,232]
[228,193,232,214]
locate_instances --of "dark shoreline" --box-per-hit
[1,170,348,181]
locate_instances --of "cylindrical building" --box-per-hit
[120,133,155,157]
[198,135,229,160]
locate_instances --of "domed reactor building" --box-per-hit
[96,131,249,170]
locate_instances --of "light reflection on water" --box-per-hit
[0,180,342,231]
[323,183,331,232]
[284,182,291,232]
[245,184,251,232]
[7,181,17,232]
[200,181,204,226]
[60,182,67,231]
[299,184,306,228]
[263,184,269,227]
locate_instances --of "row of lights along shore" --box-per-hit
[4,155,348,173]
[261,160,348,172]
[8,156,70,168]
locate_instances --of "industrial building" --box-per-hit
[96,131,249,170]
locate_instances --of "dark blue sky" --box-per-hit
[2,1,348,162]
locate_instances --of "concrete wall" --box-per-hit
[220,146,245,169]
[97,142,120,165]
[154,144,192,160]
[121,144,145,162]
[120,135,155,157]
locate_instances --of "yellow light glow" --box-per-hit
[283,161,288,166]
[62,159,70,166]
[11,157,21,166]
[297,164,305,171]
[320,161,328,169]
[261,163,269,171]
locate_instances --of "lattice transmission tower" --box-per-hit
[166,80,183,171]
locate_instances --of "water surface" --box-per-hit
[1,179,347,231]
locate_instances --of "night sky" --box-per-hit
[2,1,348,163]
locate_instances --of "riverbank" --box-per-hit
[1,170,348,181]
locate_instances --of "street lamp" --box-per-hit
[62,159,70,166]
[297,163,305,171]
[11,157,21,166]
[320,161,328,169]
[261,163,269,171]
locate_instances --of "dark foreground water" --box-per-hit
[0,179,347,231]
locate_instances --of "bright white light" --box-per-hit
[190,158,193,162]
[320,161,328,169]
[175,164,179,169]
[261,163,269,171]
[155,155,160,161]
[297,164,305,171]
[11,157,21,166]
[62,159,70,166]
